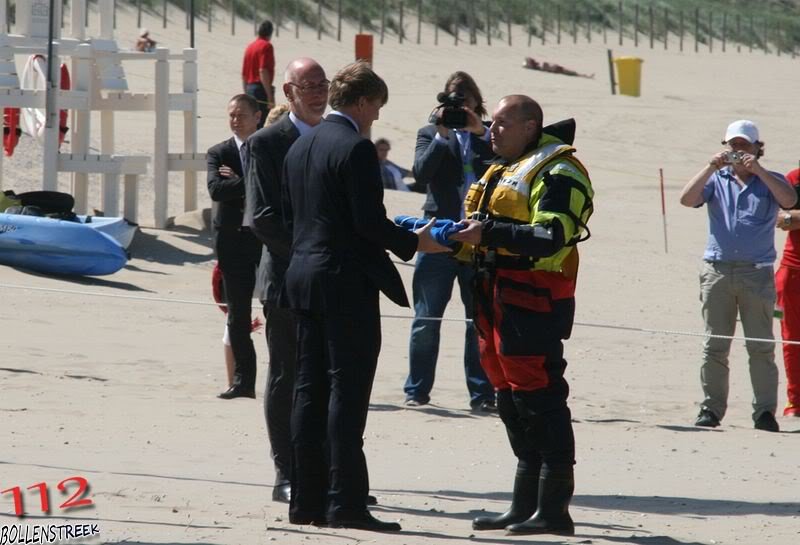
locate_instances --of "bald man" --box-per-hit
[452,95,594,536]
[245,58,330,504]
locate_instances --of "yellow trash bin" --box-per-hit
[614,57,643,97]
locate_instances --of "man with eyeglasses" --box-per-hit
[244,57,330,504]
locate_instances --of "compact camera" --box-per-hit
[722,151,744,164]
[432,92,468,129]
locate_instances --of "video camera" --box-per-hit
[430,92,468,129]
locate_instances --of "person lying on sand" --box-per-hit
[523,57,594,79]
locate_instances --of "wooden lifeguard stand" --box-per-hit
[0,0,205,228]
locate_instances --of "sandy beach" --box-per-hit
[1,4,799,545]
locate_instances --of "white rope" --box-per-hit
[2,282,799,345]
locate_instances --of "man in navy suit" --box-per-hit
[281,61,448,532]
[207,94,263,400]
[403,72,496,411]
[244,57,329,504]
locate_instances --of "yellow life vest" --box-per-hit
[462,134,593,277]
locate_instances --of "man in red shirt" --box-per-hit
[775,167,800,417]
[242,20,275,129]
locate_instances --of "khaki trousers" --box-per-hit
[699,261,778,421]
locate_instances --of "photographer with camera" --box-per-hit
[679,119,795,432]
[402,71,496,411]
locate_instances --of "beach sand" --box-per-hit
[1,4,799,545]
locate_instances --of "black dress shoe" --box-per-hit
[754,411,780,432]
[217,385,256,400]
[471,399,498,413]
[695,408,720,428]
[328,511,401,532]
[272,483,291,503]
[366,494,378,505]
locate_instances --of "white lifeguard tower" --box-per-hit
[0,0,205,228]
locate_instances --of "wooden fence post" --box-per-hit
[586,5,591,43]
[434,1,438,45]
[556,4,561,44]
[380,0,386,44]
[507,10,512,46]
[295,0,300,38]
[417,0,422,44]
[663,7,668,50]
[572,6,577,44]
[618,0,623,46]
[541,11,546,45]
[137,0,142,28]
[763,17,768,55]
[722,12,726,52]
[470,0,476,44]
[634,3,639,47]
[163,0,168,29]
[679,10,684,51]
[749,15,753,53]
[708,11,712,53]
[607,49,616,95]
[649,4,653,48]
[399,1,404,43]
[527,0,532,46]
[318,0,322,39]
[694,8,698,53]
[208,1,213,33]
[736,13,741,53]
[337,0,342,41]
[486,0,491,45]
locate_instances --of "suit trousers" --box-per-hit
[289,291,381,521]
[699,261,778,421]
[215,228,262,390]
[263,302,296,486]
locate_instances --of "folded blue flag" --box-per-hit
[394,215,465,246]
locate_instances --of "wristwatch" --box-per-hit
[783,212,792,227]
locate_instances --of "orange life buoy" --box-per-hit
[3,107,20,157]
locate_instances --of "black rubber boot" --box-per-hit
[473,390,541,530]
[472,464,539,530]
[505,466,575,536]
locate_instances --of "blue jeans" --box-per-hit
[404,253,494,404]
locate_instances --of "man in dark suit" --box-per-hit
[281,61,448,532]
[403,71,496,411]
[244,57,329,504]
[207,94,263,400]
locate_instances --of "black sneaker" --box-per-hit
[754,411,780,432]
[695,408,720,428]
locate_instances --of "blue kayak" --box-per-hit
[0,213,135,276]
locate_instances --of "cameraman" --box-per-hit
[679,120,795,432]
[403,71,496,411]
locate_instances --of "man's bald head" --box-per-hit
[489,95,543,160]
[499,95,543,128]
[283,57,328,126]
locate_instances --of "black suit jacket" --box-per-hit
[207,137,246,229]
[413,123,493,220]
[244,114,301,305]
[281,115,418,313]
